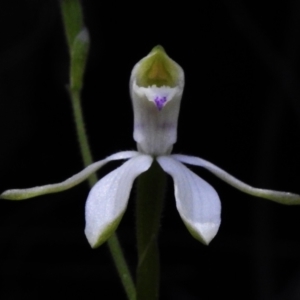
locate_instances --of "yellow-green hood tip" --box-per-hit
[136,45,180,88]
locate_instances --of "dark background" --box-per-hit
[0,1,300,299]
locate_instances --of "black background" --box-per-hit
[0,1,300,299]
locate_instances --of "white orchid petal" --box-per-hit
[0,151,139,200]
[157,156,221,245]
[85,154,153,248]
[173,154,300,205]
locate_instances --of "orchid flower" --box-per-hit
[1,46,300,249]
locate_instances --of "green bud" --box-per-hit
[70,27,90,91]
[60,0,84,50]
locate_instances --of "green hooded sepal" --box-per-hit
[136,45,179,88]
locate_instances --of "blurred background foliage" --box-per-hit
[0,1,300,299]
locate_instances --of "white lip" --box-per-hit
[133,81,179,108]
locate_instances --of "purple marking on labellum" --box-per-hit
[154,96,167,111]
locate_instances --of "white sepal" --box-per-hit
[0,151,139,200]
[173,154,300,205]
[85,154,153,248]
[157,156,221,245]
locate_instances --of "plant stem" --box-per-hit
[136,161,166,300]
[60,0,136,298]
[70,89,136,300]
[70,90,97,187]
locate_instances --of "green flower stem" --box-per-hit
[70,88,136,300]
[136,161,166,300]
[69,90,97,187]
[60,1,136,299]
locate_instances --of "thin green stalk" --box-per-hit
[70,90,97,187]
[60,0,136,298]
[136,161,166,300]
[70,89,136,300]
